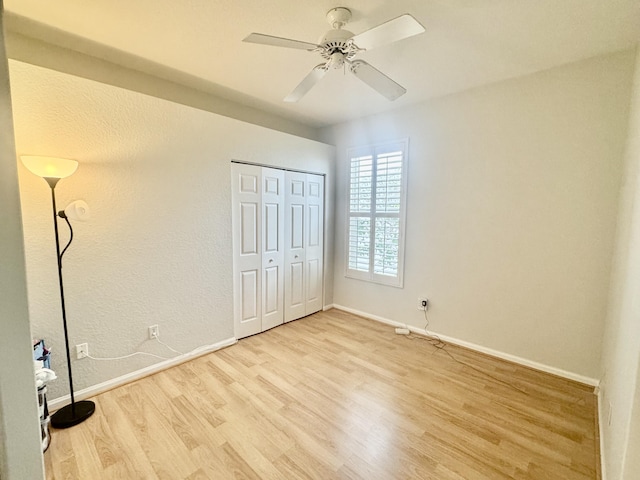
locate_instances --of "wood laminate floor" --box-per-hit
[44,309,599,479]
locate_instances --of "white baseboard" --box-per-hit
[322,304,335,311]
[48,337,237,411]
[331,304,599,387]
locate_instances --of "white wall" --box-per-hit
[600,46,640,480]
[623,370,640,479]
[10,59,334,400]
[0,6,45,479]
[320,50,635,381]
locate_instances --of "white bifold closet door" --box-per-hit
[232,163,323,339]
[284,171,324,322]
[232,164,285,339]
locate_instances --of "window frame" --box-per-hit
[345,139,409,288]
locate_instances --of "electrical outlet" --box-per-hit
[417,297,429,311]
[149,325,159,340]
[76,343,88,359]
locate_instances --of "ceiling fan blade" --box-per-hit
[351,14,425,51]
[349,60,406,101]
[243,33,319,51]
[284,65,327,102]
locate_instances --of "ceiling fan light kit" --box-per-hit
[243,7,425,102]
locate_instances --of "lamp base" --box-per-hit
[51,400,95,429]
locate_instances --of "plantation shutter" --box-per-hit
[348,154,373,273]
[346,140,408,287]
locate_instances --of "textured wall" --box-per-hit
[10,60,334,400]
[320,50,635,380]
[0,9,45,479]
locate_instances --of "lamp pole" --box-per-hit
[46,178,95,428]
[20,156,95,428]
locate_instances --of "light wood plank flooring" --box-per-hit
[44,309,599,479]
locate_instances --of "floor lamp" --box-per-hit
[21,156,95,428]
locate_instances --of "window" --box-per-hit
[346,139,408,287]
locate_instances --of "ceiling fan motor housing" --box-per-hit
[318,28,358,68]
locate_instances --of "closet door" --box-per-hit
[305,174,324,315]
[231,163,262,339]
[284,171,307,322]
[233,164,325,335]
[261,168,285,331]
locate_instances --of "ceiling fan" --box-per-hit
[243,7,425,103]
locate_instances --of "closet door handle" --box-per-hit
[294,255,299,259]
[268,259,274,263]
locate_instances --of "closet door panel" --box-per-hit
[308,204,320,247]
[306,258,320,304]
[290,204,304,249]
[264,204,279,252]
[261,167,285,331]
[232,164,262,339]
[285,171,307,322]
[240,203,259,254]
[288,262,305,307]
[305,174,324,315]
[240,270,259,320]
[263,266,279,314]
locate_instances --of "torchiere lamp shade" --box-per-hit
[21,156,78,179]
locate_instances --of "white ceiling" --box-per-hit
[4,0,640,128]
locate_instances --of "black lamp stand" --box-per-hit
[45,177,95,428]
